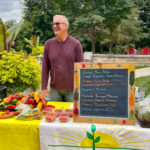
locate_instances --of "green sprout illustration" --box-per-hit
[86,125,100,150]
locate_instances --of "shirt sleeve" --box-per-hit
[75,40,84,62]
[41,42,50,90]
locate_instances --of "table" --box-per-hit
[0,102,72,150]
[39,120,150,150]
[1,102,150,150]
[0,117,41,150]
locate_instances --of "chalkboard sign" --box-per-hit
[73,63,135,125]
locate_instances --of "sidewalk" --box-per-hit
[135,67,150,78]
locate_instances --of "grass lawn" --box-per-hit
[135,65,150,69]
[135,76,150,97]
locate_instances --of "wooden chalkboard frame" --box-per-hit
[73,62,135,125]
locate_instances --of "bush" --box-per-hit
[24,36,44,55]
[0,51,41,94]
[32,46,44,56]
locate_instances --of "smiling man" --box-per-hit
[41,15,84,102]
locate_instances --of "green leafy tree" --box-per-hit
[23,0,54,44]
[100,0,134,53]
[5,19,17,29]
[24,35,44,55]
[135,0,150,48]
[64,0,134,53]
[22,0,134,53]
[118,8,148,53]
[13,22,34,53]
[97,7,148,54]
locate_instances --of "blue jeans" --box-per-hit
[49,88,73,102]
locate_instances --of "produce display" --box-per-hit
[0,92,46,120]
[0,93,24,119]
[0,92,74,122]
[24,92,46,111]
[15,104,42,120]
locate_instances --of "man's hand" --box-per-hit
[41,89,50,98]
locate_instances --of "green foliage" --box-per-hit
[0,18,24,52]
[98,7,147,53]
[24,36,44,55]
[32,46,44,55]
[14,22,35,53]
[5,19,17,29]
[7,20,24,44]
[136,76,150,97]
[24,37,34,49]
[0,18,9,51]
[23,0,54,44]
[21,0,149,54]
[5,81,29,95]
[22,0,135,54]
[67,0,134,53]
[0,51,41,91]
[136,0,150,48]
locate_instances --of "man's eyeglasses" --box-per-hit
[51,22,66,27]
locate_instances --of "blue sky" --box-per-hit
[0,0,24,22]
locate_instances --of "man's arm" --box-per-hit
[41,43,50,97]
[75,40,84,62]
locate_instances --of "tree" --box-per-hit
[97,7,148,54]
[57,0,134,53]
[23,0,55,44]
[5,19,17,29]
[100,0,134,53]
[135,0,150,48]
[22,0,134,53]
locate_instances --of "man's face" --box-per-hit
[52,17,68,36]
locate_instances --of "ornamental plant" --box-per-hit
[32,46,44,56]
[0,18,24,52]
[0,51,41,93]
[24,35,44,55]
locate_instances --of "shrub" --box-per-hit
[32,46,44,56]
[0,51,41,94]
[24,36,44,55]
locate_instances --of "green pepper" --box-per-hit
[10,99,18,105]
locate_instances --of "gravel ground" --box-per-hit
[135,67,150,78]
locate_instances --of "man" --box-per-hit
[41,15,84,102]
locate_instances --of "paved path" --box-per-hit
[135,67,150,78]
